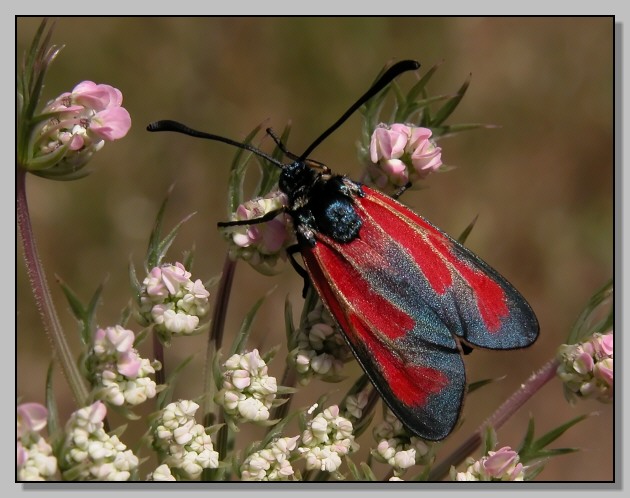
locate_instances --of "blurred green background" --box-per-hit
[17,17,613,481]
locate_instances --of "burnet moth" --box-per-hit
[147,59,539,441]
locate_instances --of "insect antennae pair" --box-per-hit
[146,59,422,167]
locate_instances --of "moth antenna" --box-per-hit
[147,120,286,169]
[300,59,421,159]
[265,127,300,161]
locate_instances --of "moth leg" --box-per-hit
[392,181,413,200]
[217,208,285,228]
[287,245,310,297]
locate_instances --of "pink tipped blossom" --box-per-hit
[29,80,131,177]
[17,403,48,437]
[227,191,293,270]
[556,331,614,403]
[116,351,143,378]
[482,447,522,479]
[365,123,442,191]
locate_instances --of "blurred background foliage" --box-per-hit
[16,17,613,481]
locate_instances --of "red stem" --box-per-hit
[16,168,89,405]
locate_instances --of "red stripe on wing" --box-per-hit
[306,235,415,341]
[303,240,448,408]
[358,188,509,332]
[350,313,449,406]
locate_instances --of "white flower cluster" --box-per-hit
[90,325,159,406]
[557,331,613,404]
[147,463,177,481]
[292,301,352,384]
[61,401,138,481]
[216,349,278,423]
[152,400,219,480]
[298,405,357,473]
[240,436,300,481]
[452,446,525,481]
[17,403,57,481]
[372,409,432,476]
[140,262,210,338]
[343,390,370,421]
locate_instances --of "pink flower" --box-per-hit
[117,351,142,378]
[556,331,614,404]
[159,263,192,295]
[369,124,410,163]
[226,191,293,270]
[408,127,442,178]
[365,123,442,191]
[104,326,135,353]
[43,81,131,144]
[70,81,123,111]
[29,81,131,178]
[17,403,48,437]
[594,358,613,388]
[482,447,523,479]
[89,106,132,140]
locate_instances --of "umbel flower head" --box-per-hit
[362,123,442,192]
[59,401,139,481]
[240,436,300,481]
[87,325,160,406]
[17,403,58,481]
[139,262,210,342]
[452,446,526,481]
[151,400,219,480]
[23,81,131,180]
[216,349,279,424]
[298,404,358,475]
[557,331,613,404]
[222,190,294,273]
[290,299,353,385]
[372,408,433,477]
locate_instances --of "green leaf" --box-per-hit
[467,375,505,394]
[55,276,104,346]
[457,215,479,244]
[518,413,590,464]
[483,425,498,455]
[156,354,195,410]
[359,461,378,481]
[345,456,361,480]
[406,60,443,103]
[227,124,264,213]
[567,279,613,344]
[145,184,174,269]
[85,282,105,342]
[431,122,500,139]
[45,362,59,438]
[284,295,296,348]
[429,74,472,127]
[153,211,196,268]
[56,276,88,323]
[228,287,275,356]
[256,124,290,197]
[395,95,452,124]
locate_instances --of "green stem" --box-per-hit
[428,357,559,481]
[202,253,237,480]
[152,330,165,386]
[16,168,89,406]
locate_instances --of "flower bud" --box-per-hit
[23,81,131,180]
[363,123,442,192]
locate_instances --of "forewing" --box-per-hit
[300,186,539,440]
[358,187,540,350]
[301,217,466,441]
